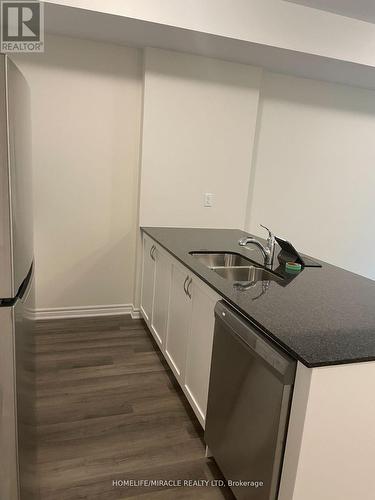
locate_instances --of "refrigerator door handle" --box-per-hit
[18,263,33,302]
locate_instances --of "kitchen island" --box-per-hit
[140,227,375,500]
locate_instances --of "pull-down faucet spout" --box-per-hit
[238,225,275,267]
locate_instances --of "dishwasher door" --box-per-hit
[205,301,296,500]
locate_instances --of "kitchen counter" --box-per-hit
[142,227,375,367]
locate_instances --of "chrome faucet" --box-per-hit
[238,225,276,267]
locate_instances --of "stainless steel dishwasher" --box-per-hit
[205,301,296,500]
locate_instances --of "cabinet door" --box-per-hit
[151,247,171,349]
[165,263,192,382]
[140,234,156,325]
[184,278,219,427]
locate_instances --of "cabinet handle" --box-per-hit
[150,245,156,261]
[186,278,193,299]
[183,276,189,295]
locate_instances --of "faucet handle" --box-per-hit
[260,224,274,239]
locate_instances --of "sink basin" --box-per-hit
[190,252,254,268]
[211,266,281,282]
[190,252,282,283]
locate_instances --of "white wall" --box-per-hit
[280,361,375,500]
[248,72,375,279]
[140,48,261,228]
[13,35,143,310]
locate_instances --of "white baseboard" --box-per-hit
[33,304,142,321]
[130,308,142,320]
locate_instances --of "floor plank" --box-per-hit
[32,315,232,499]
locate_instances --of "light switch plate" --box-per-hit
[204,193,214,207]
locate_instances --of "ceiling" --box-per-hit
[286,0,375,24]
[43,2,375,91]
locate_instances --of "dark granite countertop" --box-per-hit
[142,227,375,368]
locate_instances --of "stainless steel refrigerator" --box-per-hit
[0,54,36,500]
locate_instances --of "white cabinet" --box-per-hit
[151,246,171,348]
[140,234,156,325]
[140,232,220,428]
[165,262,192,382]
[140,233,171,347]
[184,280,219,426]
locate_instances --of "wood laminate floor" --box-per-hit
[33,316,232,499]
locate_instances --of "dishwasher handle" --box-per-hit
[215,301,296,384]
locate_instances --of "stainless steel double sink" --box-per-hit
[190,252,282,283]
